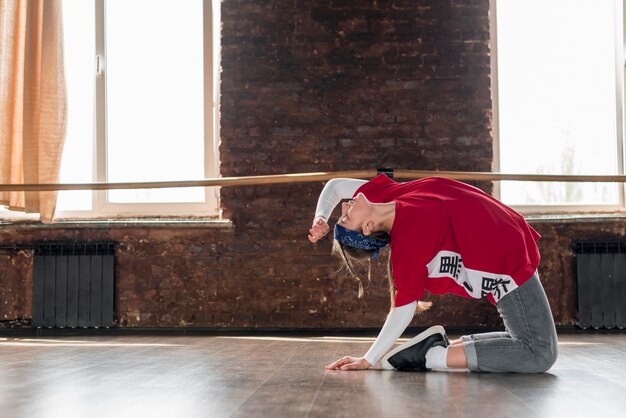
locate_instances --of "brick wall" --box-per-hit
[0,1,611,330]
[220,0,492,180]
[218,0,494,327]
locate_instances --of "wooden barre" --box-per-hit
[1,170,626,192]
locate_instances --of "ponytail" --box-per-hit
[386,249,432,313]
[332,235,432,314]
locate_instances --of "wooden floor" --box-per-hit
[0,331,625,417]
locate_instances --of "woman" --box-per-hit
[308,174,558,373]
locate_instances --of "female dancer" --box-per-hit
[308,174,558,373]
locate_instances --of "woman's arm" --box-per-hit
[325,301,416,370]
[309,178,367,243]
[314,178,367,221]
[363,301,416,366]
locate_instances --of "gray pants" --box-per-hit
[461,272,558,373]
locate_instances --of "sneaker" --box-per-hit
[381,325,449,371]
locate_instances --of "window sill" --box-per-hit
[0,217,234,229]
[525,213,626,224]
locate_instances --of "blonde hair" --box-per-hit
[331,235,432,314]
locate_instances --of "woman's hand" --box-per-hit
[308,217,329,243]
[325,356,371,371]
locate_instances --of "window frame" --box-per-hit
[490,0,626,214]
[57,0,221,219]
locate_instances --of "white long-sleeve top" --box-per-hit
[314,178,416,366]
[363,301,416,366]
[314,178,367,221]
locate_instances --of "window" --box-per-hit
[493,0,624,212]
[56,0,220,217]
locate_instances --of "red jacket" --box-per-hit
[356,174,541,307]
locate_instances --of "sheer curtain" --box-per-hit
[0,0,67,223]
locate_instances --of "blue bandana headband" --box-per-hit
[334,224,390,260]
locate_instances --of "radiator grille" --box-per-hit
[574,240,626,329]
[32,242,116,329]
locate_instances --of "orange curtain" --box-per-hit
[0,0,67,223]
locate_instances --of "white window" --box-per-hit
[493,0,624,212]
[56,0,220,218]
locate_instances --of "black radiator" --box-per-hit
[32,242,116,329]
[574,241,626,329]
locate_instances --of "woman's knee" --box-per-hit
[529,339,558,373]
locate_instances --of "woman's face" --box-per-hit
[338,192,371,233]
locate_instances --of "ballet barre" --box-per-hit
[1,170,626,192]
